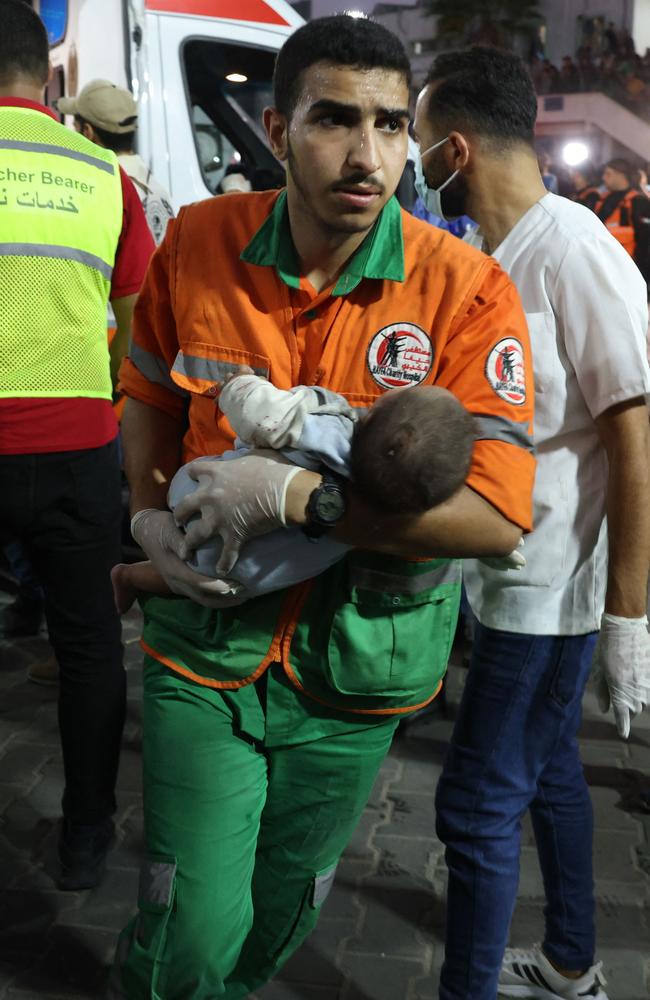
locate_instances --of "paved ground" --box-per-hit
[0,596,649,999]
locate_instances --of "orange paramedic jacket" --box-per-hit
[594,189,638,257]
[120,191,535,533]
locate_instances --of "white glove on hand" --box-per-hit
[479,538,526,571]
[130,509,243,607]
[172,450,304,576]
[591,612,650,739]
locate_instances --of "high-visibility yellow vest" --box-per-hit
[0,106,123,399]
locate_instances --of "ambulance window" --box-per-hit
[41,0,68,46]
[183,39,282,194]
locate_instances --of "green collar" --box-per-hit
[240,189,405,296]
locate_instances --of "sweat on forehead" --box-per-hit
[293,67,410,120]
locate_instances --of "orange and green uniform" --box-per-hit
[110,190,535,1000]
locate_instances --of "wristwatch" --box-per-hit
[302,470,346,539]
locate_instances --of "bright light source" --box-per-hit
[562,141,589,166]
[226,72,248,83]
[344,9,367,17]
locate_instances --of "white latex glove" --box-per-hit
[479,538,526,571]
[591,612,650,739]
[173,450,304,576]
[130,509,245,607]
[219,374,307,448]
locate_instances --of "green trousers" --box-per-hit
[110,657,399,999]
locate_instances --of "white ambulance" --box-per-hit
[39,0,303,210]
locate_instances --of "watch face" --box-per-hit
[315,490,345,523]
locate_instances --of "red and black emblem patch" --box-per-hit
[366,323,434,390]
[485,338,526,405]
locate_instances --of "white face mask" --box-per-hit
[413,136,460,221]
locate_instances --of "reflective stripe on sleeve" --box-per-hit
[130,343,189,396]
[172,352,269,383]
[350,561,461,595]
[0,139,115,173]
[0,242,113,279]
[473,414,533,451]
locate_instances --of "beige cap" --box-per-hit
[57,79,138,134]
[220,173,252,194]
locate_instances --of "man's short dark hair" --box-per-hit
[606,158,633,184]
[423,46,538,150]
[74,115,135,154]
[273,14,411,120]
[0,0,49,87]
[349,387,475,514]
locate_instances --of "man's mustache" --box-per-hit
[332,174,385,195]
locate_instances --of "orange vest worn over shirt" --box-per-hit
[595,189,637,256]
[572,186,600,211]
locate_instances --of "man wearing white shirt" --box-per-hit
[413,47,650,1000]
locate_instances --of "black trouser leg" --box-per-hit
[0,442,126,824]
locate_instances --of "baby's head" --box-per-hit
[349,386,475,514]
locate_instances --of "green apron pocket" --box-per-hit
[326,585,455,699]
[289,556,461,710]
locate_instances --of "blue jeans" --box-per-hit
[436,624,597,1000]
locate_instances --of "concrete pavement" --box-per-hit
[0,597,648,999]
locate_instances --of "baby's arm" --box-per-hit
[219,374,322,450]
[285,411,357,477]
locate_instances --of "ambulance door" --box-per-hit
[147,10,298,208]
[126,4,172,200]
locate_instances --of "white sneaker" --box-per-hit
[498,944,608,999]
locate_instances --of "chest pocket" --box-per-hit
[526,312,564,397]
[170,344,271,397]
[171,344,272,442]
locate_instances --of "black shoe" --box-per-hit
[0,591,44,638]
[58,818,115,891]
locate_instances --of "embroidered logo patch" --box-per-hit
[366,324,434,390]
[485,338,526,405]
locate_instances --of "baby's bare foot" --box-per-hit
[111,563,139,615]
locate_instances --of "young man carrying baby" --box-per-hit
[109,14,536,1000]
[112,370,476,610]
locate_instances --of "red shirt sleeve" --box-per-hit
[110,167,156,300]
[118,213,189,420]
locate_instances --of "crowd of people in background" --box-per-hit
[531,19,650,120]
[538,153,650,291]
